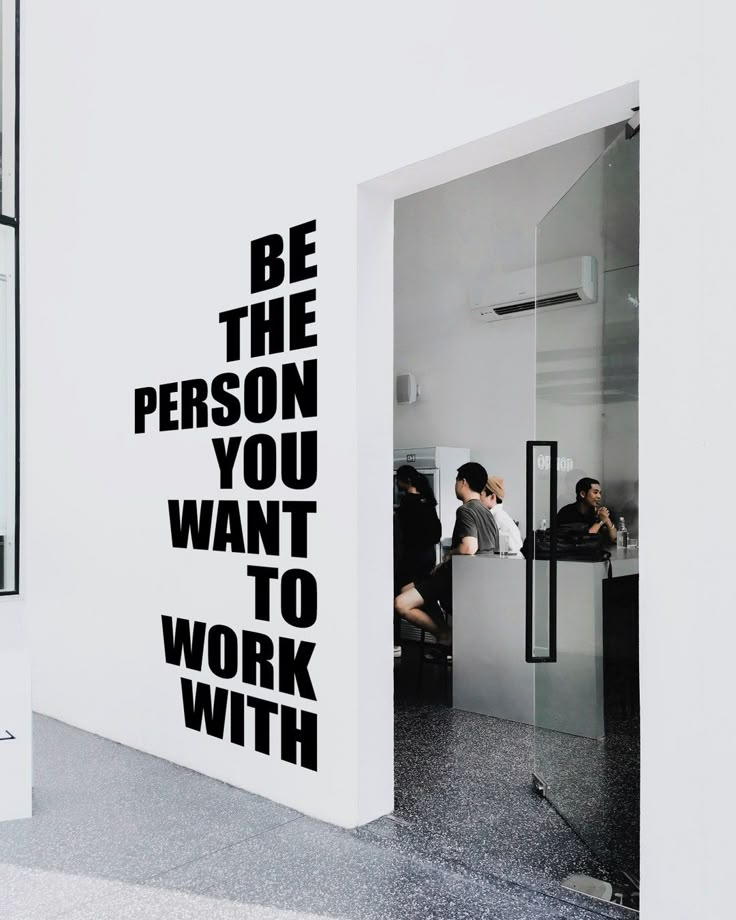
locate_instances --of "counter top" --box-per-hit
[462,546,639,575]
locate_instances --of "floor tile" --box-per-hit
[0,864,128,920]
[0,717,298,883]
[128,817,612,920]
[379,696,636,917]
[0,703,637,920]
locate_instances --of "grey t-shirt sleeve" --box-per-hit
[452,505,477,546]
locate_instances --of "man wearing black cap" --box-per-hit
[394,461,498,653]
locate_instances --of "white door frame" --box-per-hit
[353,81,639,824]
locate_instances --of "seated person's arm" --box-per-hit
[451,536,478,556]
[586,519,615,541]
[595,506,617,544]
[447,505,480,557]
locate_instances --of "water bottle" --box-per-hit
[617,517,628,549]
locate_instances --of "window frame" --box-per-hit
[0,0,20,596]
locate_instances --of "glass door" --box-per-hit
[528,127,640,900]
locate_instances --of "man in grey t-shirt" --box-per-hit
[451,496,499,556]
[394,462,498,651]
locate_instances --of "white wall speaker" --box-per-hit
[396,373,420,404]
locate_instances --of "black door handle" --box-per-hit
[526,440,557,663]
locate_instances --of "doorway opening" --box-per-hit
[358,85,640,913]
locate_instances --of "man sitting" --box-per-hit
[481,475,523,554]
[556,476,617,545]
[394,462,498,654]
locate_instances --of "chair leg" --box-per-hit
[418,628,426,675]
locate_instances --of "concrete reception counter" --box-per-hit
[452,549,639,738]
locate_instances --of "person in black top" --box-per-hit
[394,465,442,590]
[393,465,442,657]
[394,462,498,652]
[556,476,618,545]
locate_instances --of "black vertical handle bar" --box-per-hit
[525,440,557,663]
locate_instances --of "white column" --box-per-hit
[0,606,32,821]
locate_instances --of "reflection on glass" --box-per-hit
[532,127,640,892]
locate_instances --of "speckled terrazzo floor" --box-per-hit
[380,644,638,916]
[0,689,636,919]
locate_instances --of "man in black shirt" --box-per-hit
[394,462,498,650]
[556,477,617,545]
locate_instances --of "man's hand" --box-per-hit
[596,506,618,544]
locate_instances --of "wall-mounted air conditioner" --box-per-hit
[471,256,598,323]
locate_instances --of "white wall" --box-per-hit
[0,608,31,821]
[639,6,736,917]
[393,129,609,525]
[18,1,736,916]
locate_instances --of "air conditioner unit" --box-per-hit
[471,256,598,323]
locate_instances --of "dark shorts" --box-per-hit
[395,547,436,594]
[415,560,453,616]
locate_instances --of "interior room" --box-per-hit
[389,123,640,910]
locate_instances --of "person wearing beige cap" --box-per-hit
[481,476,523,555]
